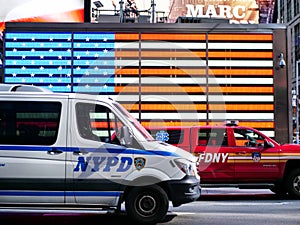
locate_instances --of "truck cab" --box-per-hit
[147,121,300,198]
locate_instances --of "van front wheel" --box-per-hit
[125,185,169,224]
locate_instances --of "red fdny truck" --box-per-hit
[147,121,300,198]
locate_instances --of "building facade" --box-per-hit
[3,22,289,143]
[278,0,300,141]
[279,0,300,85]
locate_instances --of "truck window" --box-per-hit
[163,130,184,144]
[233,128,265,147]
[76,103,124,144]
[198,128,228,146]
[0,101,61,145]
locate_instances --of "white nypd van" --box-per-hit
[0,84,200,224]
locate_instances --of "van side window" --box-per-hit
[76,103,123,144]
[198,128,228,146]
[0,101,61,145]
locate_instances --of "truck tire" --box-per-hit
[125,185,169,224]
[285,168,300,198]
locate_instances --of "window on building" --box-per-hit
[294,0,299,16]
[295,24,300,61]
[287,0,292,22]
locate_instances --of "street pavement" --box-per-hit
[1,188,299,225]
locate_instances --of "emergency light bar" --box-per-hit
[224,120,239,126]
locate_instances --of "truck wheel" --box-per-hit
[286,169,300,198]
[125,185,169,224]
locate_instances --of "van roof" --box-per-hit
[0,84,115,103]
[0,84,52,93]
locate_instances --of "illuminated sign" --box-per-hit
[0,0,84,32]
[4,31,275,136]
[4,32,120,93]
[5,32,73,92]
[186,4,248,20]
[167,0,275,24]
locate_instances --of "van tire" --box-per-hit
[125,185,169,224]
[285,168,300,198]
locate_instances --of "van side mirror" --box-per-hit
[120,126,133,146]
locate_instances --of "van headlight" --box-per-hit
[174,158,196,176]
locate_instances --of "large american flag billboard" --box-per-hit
[4,30,274,137]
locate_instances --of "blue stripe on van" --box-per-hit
[0,146,179,157]
[0,146,54,151]
[66,191,121,197]
[0,191,65,196]
[0,191,121,197]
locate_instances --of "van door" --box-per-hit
[0,100,66,203]
[66,101,133,205]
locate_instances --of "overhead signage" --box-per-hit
[167,0,275,24]
[0,0,84,32]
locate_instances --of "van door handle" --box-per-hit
[47,148,63,155]
[73,150,88,155]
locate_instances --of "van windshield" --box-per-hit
[113,102,154,141]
